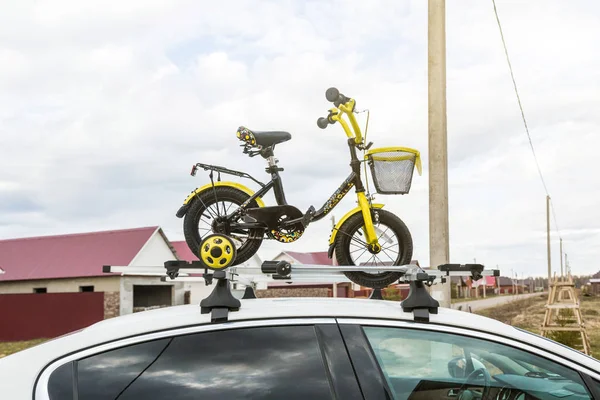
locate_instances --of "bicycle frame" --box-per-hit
[327,99,380,247]
[230,97,380,247]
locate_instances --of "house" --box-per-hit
[450,275,497,299]
[0,226,196,317]
[471,276,497,297]
[497,276,513,294]
[588,278,600,295]
[0,226,273,341]
[496,276,529,294]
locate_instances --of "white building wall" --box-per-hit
[185,281,214,305]
[0,276,120,294]
[119,276,187,315]
[119,229,184,315]
[129,230,177,267]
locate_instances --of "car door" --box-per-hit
[36,318,364,400]
[337,318,600,400]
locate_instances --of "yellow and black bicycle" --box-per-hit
[175,88,422,288]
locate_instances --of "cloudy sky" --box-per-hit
[1,0,599,278]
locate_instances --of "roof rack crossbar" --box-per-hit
[102,260,499,324]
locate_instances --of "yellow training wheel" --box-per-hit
[199,234,237,270]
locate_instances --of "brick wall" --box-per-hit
[256,288,332,298]
[103,291,120,319]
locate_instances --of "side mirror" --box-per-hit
[448,356,488,379]
[448,356,468,379]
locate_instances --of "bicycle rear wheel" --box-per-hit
[183,186,264,265]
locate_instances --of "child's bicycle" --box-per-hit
[175,87,422,288]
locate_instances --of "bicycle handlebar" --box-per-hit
[316,87,363,143]
[325,87,351,106]
[317,117,330,129]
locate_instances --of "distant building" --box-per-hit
[453,276,497,298]
[587,278,600,295]
[0,227,267,317]
[0,226,188,317]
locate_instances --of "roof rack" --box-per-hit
[103,261,499,323]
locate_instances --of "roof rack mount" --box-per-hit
[103,261,499,323]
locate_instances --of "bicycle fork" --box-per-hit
[357,192,381,253]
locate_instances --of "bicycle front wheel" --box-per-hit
[334,209,413,288]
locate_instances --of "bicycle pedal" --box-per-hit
[301,206,315,227]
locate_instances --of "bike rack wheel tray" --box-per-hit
[103,261,499,323]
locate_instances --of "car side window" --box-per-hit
[362,326,592,400]
[48,361,74,400]
[76,338,171,399]
[47,338,170,400]
[117,325,335,399]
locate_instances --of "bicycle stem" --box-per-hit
[330,99,364,144]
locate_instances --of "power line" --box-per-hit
[491,0,563,242]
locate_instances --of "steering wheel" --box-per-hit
[457,368,492,400]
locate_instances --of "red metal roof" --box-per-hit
[470,276,498,287]
[283,251,333,265]
[171,241,199,261]
[484,276,496,286]
[0,226,158,282]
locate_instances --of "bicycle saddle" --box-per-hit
[237,126,292,148]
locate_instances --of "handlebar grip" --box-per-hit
[317,117,330,129]
[325,87,350,105]
[326,87,340,102]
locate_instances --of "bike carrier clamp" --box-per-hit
[163,259,256,322]
[398,263,497,322]
[199,270,241,323]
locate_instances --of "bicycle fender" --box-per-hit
[327,203,385,247]
[176,181,265,218]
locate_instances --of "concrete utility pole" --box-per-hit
[560,238,563,278]
[428,0,451,307]
[511,268,515,294]
[546,195,552,287]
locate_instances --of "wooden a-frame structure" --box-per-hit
[540,274,592,355]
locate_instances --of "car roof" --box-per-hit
[2,298,599,377]
[71,297,599,366]
[85,296,501,334]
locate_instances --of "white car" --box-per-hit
[1,296,599,399]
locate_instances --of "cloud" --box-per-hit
[1,0,599,278]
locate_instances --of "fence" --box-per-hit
[0,292,105,342]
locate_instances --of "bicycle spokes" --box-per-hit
[348,224,401,268]
[198,200,250,249]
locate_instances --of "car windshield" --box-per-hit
[362,326,592,400]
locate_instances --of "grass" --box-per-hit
[0,339,48,359]
[475,292,600,358]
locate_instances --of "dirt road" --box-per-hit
[451,292,545,312]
